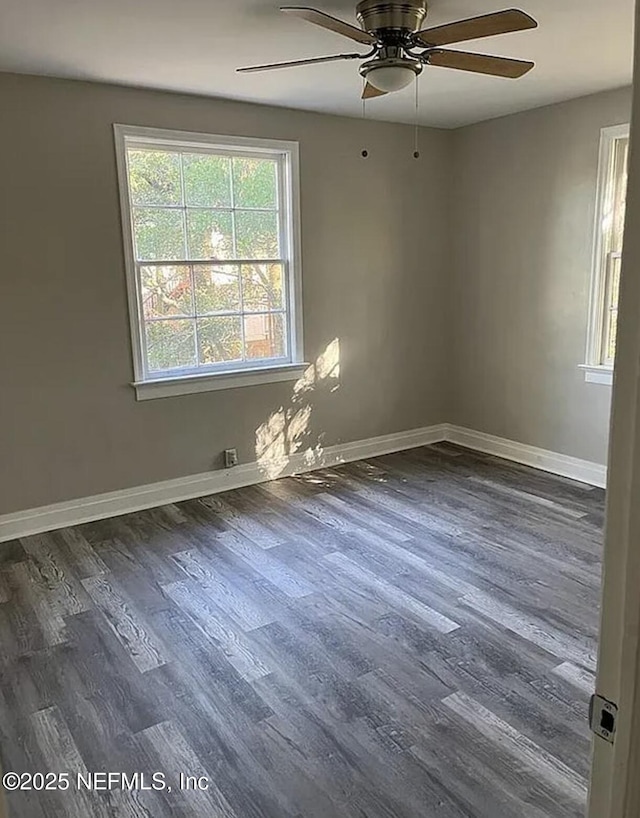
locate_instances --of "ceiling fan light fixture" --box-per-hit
[365,64,418,92]
[360,55,423,93]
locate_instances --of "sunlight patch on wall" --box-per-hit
[256,339,340,479]
[316,338,340,384]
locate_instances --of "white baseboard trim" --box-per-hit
[445,425,608,489]
[0,423,607,543]
[0,423,449,543]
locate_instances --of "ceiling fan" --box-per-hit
[237,2,538,98]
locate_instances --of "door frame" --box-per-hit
[588,7,640,816]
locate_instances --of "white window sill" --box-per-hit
[132,362,310,401]
[579,364,614,386]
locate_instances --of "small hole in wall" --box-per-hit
[413,151,420,159]
[361,150,369,158]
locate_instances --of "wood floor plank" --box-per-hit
[30,705,111,818]
[0,572,9,604]
[81,575,167,672]
[318,490,413,544]
[552,661,597,695]
[139,720,239,817]
[202,494,285,549]
[161,579,272,681]
[63,609,171,735]
[215,529,315,599]
[247,716,358,818]
[442,691,588,804]
[171,548,277,631]
[324,551,461,634]
[410,717,557,818]
[8,560,67,647]
[459,588,597,670]
[54,528,109,578]
[465,475,589,520]
[19,533,91,621]
[416,632,592,776]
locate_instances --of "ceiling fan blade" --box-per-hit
[428,49,534,78]
[415,9,537,47]
[237,52,362,73]
[281,6,377,45]
[362,82,388,99]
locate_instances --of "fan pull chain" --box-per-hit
[413,74,420,159]
[361,92,369,158]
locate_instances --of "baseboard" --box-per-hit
[0,423,607,543]
[0,424,449,543]
[445,425,608,489]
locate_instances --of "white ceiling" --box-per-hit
[0,0,634,128]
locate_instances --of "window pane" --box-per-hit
[241,264,284,312]
[134,209,185,261]
[233,157,278,209]
[127,150,182,206]
[187,210,234,260]
[610,255,621,307]
[612,139,629,252]
[145,319,196,371]
[606,254,622,362]
[607,310,618,362]
[183,154,232,207]
[235,211,279,259]
[141,266,192,319]
[244,313,285,360]
[194,265,240,314]
[197,316,242,364]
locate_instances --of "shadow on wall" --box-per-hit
[255,339,340,479]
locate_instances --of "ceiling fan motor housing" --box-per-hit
[355,0,428,36]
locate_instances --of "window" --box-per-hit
[582,124,630,385]
[114,125,304,400]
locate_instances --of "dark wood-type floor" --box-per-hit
[0,444,604,818]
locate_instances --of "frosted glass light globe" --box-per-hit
[365,65,417,92]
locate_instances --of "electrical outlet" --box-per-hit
[224,448,239,469]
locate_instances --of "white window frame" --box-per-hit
[581,123,630,386]
[114,124,306,400]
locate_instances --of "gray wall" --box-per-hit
[450,87,632,465]
[0,73,450,515]
[0,72,630,516]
